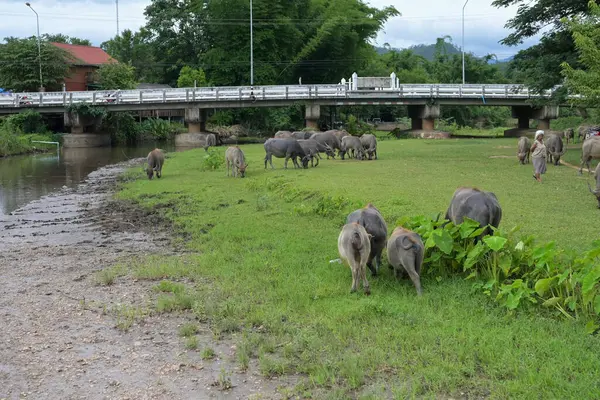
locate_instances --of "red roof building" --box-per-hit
[50,42,116,91]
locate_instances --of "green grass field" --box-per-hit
[115,138,600,398]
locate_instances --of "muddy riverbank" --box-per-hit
[0,159,296,399]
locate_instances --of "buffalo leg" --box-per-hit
[284,156,289,169]
[360,265,370,295]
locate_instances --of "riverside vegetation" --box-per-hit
[105,138,600,398]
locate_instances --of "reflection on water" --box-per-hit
[0,143,178,215]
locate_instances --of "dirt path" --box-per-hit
[0,160,296,400]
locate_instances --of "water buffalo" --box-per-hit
[563,128,574,145]
[545,133,566,166]
[146,148,164,180]
[297,139,335,165]
[326,129,349,142]
[445,187,502,238]
[203,133,217,151]
[341,135,364,160]
[338,222,372,295]
[587,162,600,208]
[346,203,388,276]
[360,134,378,160]
[386,227,424,295]
[309,132,341,159]
[292,131,314,140]
[579,136,600,175]
[225,146,248,178]
[274,130,293,138]
[264,138,310,169]
[578,125,594,142]
[517,136,531,165]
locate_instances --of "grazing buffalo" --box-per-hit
[517,136,531,165]
[346,203,388,276]
[563,128,574,145]
[297,139,335,166]
[341,135,364,160]
[263,138,310,169]
[580,136,600,175]
[203,133,217,151]
[338,222,372,295]
[445,187,502,238]
[360,134,378,160]
[387,227,424,295]
[292,131,314,140]
[309,132,341,159]
[146,148,165,180]
[545,133,567,166]
[225,146,248,178]
[587,163,600,208]
[326,129,350,142]
[274,130,293,138]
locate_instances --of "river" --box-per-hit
[0,143,177,216]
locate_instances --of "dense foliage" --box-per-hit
[561,1,600,108]
[97,63,138,90]
[0,37,71,92]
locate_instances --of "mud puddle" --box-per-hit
[0,159,298,399]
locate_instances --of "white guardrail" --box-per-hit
[0,84,569,108]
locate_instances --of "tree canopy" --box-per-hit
[561,1,600,107]
[493,0,591,92]
[97,63,137,90]
[0,37,71,92]
[177,66,208,88]
[41,34,92,46]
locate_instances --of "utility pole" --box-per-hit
[462,0,469,85]
[25,2,43,91]
[116,0,120,36]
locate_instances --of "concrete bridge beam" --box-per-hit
[185,108,207,133]
[407,104,440,132]
[305,103,320,129]
[506,105,559,137]
[62,111,110,148]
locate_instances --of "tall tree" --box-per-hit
[41,34,92,46]
[561,1,600,107]
[177,66,208,87]
[101,29,156,82]
[493,0,590,92]
[0,38,71,91]
[97,63,137,90]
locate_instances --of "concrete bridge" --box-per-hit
[0,73,574,147]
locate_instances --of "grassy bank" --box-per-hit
[114,138,600,398]
[0,132,60,157]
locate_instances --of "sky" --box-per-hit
[0,0,542,59]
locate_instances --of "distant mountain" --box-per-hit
[374,42,461,60]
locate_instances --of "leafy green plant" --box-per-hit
[66,103,107,119]
[200,148,224,171]
[1,110,48,134]
[140,118,184,140]
[399,215,600,332]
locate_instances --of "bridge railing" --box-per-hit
[0,83,573,109]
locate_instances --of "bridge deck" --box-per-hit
[0,84,573,114]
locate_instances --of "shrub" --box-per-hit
[101,112,141,144]
[200,148,224,171]
[140,118,185,141]
[1,110,48,134]
[398,214,600,333]
[345,114,374,136]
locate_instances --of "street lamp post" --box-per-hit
[462,0,469,85]
[116,0,120,37]
[250,0,254,96]
[25,2,44,92]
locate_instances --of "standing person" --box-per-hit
[530,130,547,182]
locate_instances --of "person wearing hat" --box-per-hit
[530,130,547,182]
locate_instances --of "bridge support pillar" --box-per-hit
[408,104,440,132]
[305,103,320,129]
[62,111,110,148]
[505,105,559,137]
[185,108,207,133]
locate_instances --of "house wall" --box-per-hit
[64,66,99,91]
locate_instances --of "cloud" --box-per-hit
[0,0,541,57]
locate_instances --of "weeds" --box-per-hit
[185,335,199,350]
[95,265,127,286]
[179,322,199,337]
[201,347,216,360]
[200,148,224,171]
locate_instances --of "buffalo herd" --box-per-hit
[517,127,600,208]
[142,124,600,297]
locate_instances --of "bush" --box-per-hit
[101,112,142,144]
[141,118,185,141]
[1,110,48,134]
[200,148,224,170]
[398,214,600,333]
[345,114,375,136]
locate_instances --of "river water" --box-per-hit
[0,143,177,216]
